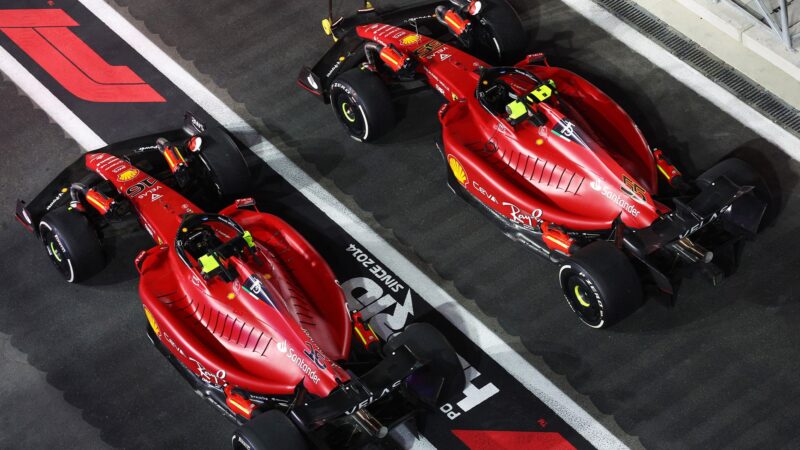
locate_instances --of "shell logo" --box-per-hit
[117,168,139,182]
[448,155,468,186]
[144,306,160,336]
[401,34,421,46]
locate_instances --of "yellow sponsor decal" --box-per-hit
[448,155,468,186]
[144,306,160,336]
[117,168,140,182]
[401,34,421,46]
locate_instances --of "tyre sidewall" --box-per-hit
[329,69,395,142]
[330,80,370,142]
[474,0,526,63]
[559,264,607,329]
[198,127,250,198]
[558,241,642,328]
[39,208,104,283]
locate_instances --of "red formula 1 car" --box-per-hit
[299,1,772,328]
[15,115,463,449]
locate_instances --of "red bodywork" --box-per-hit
[86,153,352,398]
[358,24,668,231]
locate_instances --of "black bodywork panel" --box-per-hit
[298,1,453,101]
[15,129,186,237]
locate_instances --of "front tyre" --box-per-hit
[197,127,250,198]
[231,410,310,450]
[330,69,395,142]
[558,241,642,328]
[39,207,105,283]
[473,0,527,64]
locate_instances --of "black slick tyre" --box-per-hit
[231,410,310,450]
[558,241,642,328]
[329,69,395,142]
[39,207,104,283]
[474,0,527,64]
[197,127,250,197]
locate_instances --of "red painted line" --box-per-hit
[37,27,145,85]
[0,8,164,103]
[0,9,77,28]
[453,429,577,450]
[1,27,164,102]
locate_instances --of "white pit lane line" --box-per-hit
[0,44,105,151]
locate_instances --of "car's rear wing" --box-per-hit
[297,1,451,101]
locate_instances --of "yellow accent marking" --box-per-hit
[657,164,671,180]
[60,187,68,193]
[545,235,570,249]
[448,155,468,185]
[536,138,544,145]
[144,307,160,335]
[117,169,139,182]
[228,293,236,300]
[49,242,62,262]
[322,18,332,36]
[382,52,400,66]
[182,227,188,232]
[174,147,185,163]
[530,84,553,102]
[198,254,220,273]
[342,102,357,123]
[86,196,104,210]
[401,34,420,46]
[506,100,527,120]
[263,273,272,280]
[339,56,346,62]
[228,398,250,415]
[575,286,591,308]
[354,326,368,345]
[444,15,461,30]
[242,230,255,248]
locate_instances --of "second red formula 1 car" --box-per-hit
[16,115,464,449]
[298,1,773,328]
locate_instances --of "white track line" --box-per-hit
[558,0,800,157]
[74,0,627,448]
[0,44,105,150]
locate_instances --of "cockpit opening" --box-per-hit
[476,67,556,127]
[175,213,256,282]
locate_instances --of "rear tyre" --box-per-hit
[696,157,775,227]
[473,0,527,64]
[198,127,250,197]
[558,241,642,328]
[330,69,395,142]
[231,410,310,450]
[39,207,105,283]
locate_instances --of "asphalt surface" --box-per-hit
[1,0,799,448]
